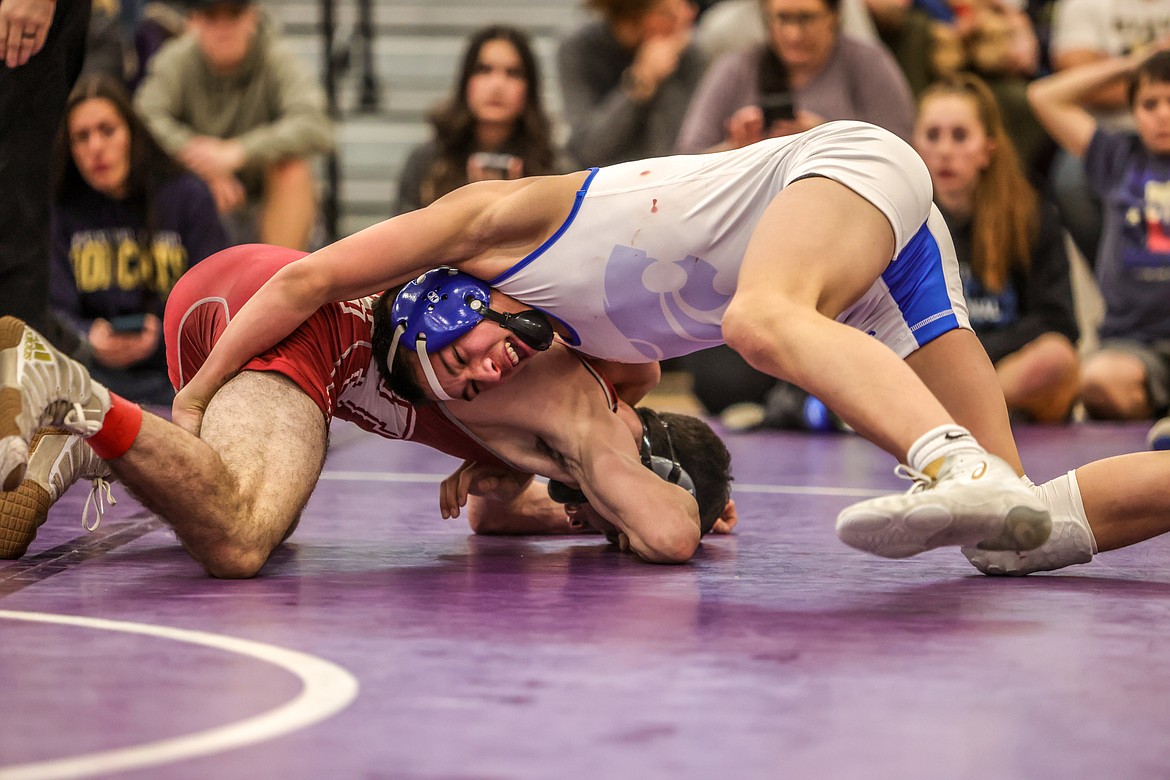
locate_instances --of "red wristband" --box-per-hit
[87,393,143,460]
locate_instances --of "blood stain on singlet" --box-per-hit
[651,199,659,213]
[640,170,651,176]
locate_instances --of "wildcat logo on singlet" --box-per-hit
[602,246,733,360]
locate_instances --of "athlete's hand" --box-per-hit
[439,460,533,519]
[172,383,210,437]
[710,498,738,534]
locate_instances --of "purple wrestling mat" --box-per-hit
[2,420,1168,779]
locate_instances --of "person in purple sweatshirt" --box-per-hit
[49,72,227,405]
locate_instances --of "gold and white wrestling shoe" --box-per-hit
[961,471,1095,576]
[0,316,110,491]
[836,451,1052,559]
[0,429,114,559]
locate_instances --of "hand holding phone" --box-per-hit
[469,152,520,181]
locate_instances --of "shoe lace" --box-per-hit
[893,463,934,494]
[82,477,116,532]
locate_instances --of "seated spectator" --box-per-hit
[557,0,707,167]
[50,73,227,405]
[1027,47,1170,436]
[395,25,562,215]
[1047,0,1170,264]
[134,0,334,250]
[695,0,878,62]
[675,0,915,155]
[915,73,1079,422]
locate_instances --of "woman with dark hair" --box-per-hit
[395,25,561,214]
[51,72,227,405]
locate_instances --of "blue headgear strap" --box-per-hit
[387,267,554,400]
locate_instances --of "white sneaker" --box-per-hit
[1148,416,1170,451]
[961,511,1094,576]
[836,451,1052,559]
[0,316,110,491]
[0,429,114,559]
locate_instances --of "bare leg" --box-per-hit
[995,333,1080,423]
[111,371,327,577]
[259,158,317,251]
[723,177,954,460]
[905,328,1024,473]
[1076,452,1170,552]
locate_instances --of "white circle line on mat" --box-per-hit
[0,610,359,780]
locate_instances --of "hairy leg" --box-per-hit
[259,158,317,251]
[995,333,1080,423]
[111,371,326,577]
[905,329,1024,473]
[723,177,953,459]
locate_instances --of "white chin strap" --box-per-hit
[415,335,457,402]
[388,324,456,402]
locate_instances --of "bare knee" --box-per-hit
[199,544,272,579]
[1081,352,1149,419]
[723,296,801,376]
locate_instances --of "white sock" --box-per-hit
[906,425,985,476]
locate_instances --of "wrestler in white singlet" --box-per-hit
[488,120,971,363]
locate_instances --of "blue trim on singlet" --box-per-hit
[880,222,960,347]
[489,167,600,285]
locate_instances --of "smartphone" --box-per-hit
[108,313,147,333]
[470,152,518,179]
[759,91,797,125]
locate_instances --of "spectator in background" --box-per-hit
[135,0,334,251]
[675,0,915,155]
[915,73,1079,423]
[1047,0,1170,264]
[51,73,227,404]
[557,0,706,167]
[1028,47,1170,445]
[395,25,562,215]
[695,0,878,62]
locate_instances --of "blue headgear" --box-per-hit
[387,268,555,400]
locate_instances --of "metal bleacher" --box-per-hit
[262,0,588,239]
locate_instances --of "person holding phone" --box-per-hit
[49,73,228,405]
[674,0,915,155]
[395,25,563,214]
[674,0,916,426]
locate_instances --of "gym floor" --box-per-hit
[1,417,1167,779]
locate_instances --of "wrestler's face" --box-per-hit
[190,1,259,73]
[68,98,131,199]
[914,92,993,209]
[1133,78,1170,156]
[764,0,838,73]
[420,319,540,401]
[466,38,528,127]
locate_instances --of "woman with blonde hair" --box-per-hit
[914,72,1079,423]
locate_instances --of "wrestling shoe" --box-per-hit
[0,316,110,491]
[1148,416,1170,451]
[0,429,114,559]
[836,451,1052,559]
[961,512,1094,576]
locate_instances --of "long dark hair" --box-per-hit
[421,25,556,205]
[52,72,188,250]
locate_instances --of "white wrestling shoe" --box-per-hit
[0,429,114,559]
[836,451,1052,559]
[1148,416,1170,451]
[961,513,1094,576]
[0,316,110,491]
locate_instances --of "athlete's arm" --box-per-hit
[172,177,563,433]
[588,359,661,406]
[438,459,589,535]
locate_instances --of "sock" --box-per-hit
[906,425,984,478]
[86,393,143,460]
